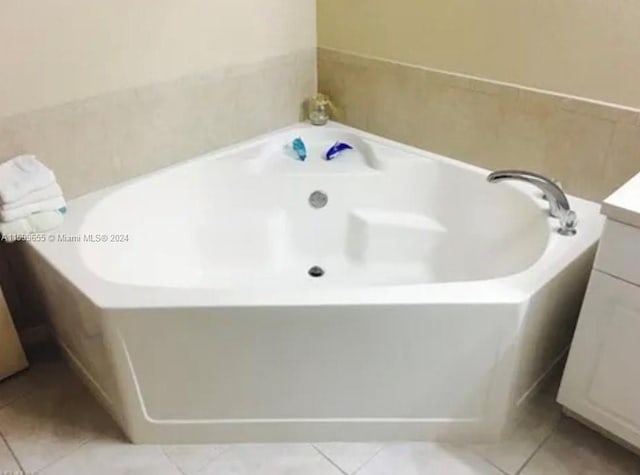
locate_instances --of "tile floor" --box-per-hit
[1,352,639,474]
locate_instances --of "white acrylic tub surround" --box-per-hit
[25,123,603,443]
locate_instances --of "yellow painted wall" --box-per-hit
[318,0,640,108]
[0,0,316,118]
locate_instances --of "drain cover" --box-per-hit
[308,266,324,278]
[309,191,328,209]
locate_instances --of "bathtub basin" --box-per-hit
[24,122,603,443]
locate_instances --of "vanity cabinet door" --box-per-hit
[559,270,640,449]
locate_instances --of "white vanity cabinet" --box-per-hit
[559,173,640,449]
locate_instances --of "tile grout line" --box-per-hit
[160,447,190,475]
[352,444,386,475]
[187,444,234,474]
[31,436,94,474]
[449,442,512,475]
[0,375,45,475]
[482,455,511,475]
[0,370,38,474]
[317,46,640,115]
[0,429,25,474]
[311,443,349,475]
[0,369,43,413]
[514,420,562,475]
[0,48,316,122]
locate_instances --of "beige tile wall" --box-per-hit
[318,48,640,202]
[0,49,316,199]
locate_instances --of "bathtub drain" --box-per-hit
[308,266,325,278]
[309,191,328,209]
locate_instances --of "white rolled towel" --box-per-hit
[0,209,64,242]
[0,196,66,222]
[1,183,63,210]
[0,155,56,204]
[29,209,65,232]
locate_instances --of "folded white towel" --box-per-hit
[0,218,32,240]
[29,209,64,232]
[0,196,66,222]
[0,210,64,242]
[1,183,63,210]
[0,155,55,204]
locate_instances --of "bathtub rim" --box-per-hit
[26,122,604,309]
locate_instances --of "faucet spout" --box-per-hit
[487,169,577,236]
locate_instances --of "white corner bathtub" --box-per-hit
[23,122,603,443]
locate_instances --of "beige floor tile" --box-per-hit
[29,358,81,392]
[40,439,181,475]
[314,442,385,474]
[520,417,640,475]
[4,357,640,475]
[357,443,504,475]
[471,378,563,474]
[0,345,70,410]
[162,444,229,474]
[0,436,20,473]
[0,368,38,410]
[197,443,341,475]
[0,371,119,473]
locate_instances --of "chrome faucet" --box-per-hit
[487,170,577,236]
